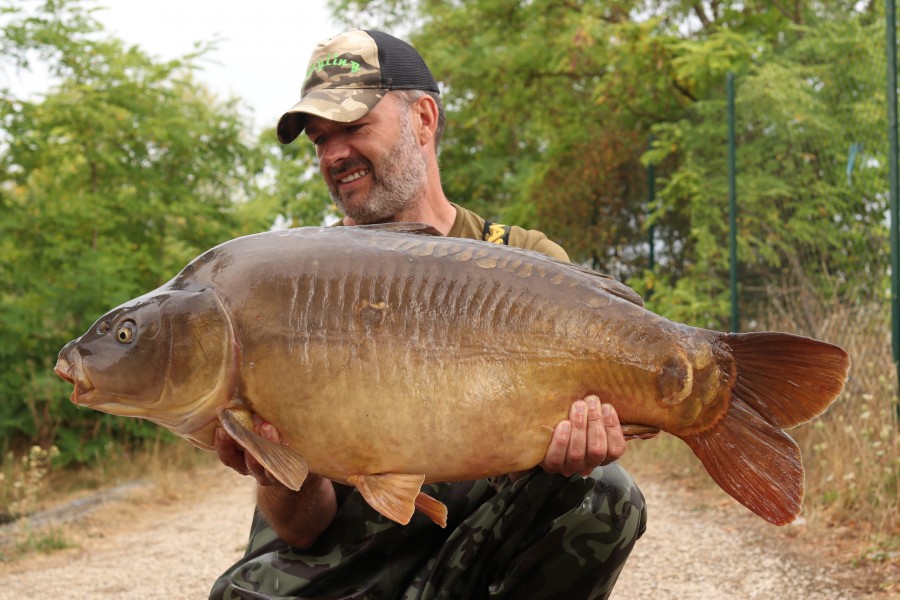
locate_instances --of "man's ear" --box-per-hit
[411,94,439,147]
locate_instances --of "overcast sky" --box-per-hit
[98,0,341,132]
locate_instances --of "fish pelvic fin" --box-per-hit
[415,492,449,528]
[219,408,309,491]
[347,473,429,526]
[722,332,850,428]
[680,398,803,526]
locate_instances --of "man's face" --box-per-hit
[304,93,428,224]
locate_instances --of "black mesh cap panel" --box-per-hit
[365,30,440,93]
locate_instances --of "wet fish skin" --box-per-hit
[55,224,850,527]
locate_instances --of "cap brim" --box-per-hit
[276,88,389,144]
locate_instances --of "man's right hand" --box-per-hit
[213,422,338,548]
[214,422,283,487]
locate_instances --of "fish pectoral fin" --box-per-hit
[621,424,661,441]
[415,492,448,528]
[219,409,309,491]
[347,473,427,526]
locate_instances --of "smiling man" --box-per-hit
[307,90,434,228]
[210,30,646,600]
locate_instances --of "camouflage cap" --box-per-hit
[277,30,440,144]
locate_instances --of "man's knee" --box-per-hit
[536,463,646,548]
[582,462,647,541]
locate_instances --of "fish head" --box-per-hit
[54,286,235,447]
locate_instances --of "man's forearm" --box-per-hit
[257,474,337,548]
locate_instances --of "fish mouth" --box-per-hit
[54,355,97,406]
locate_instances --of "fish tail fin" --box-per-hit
[680,398,804,525]
[681,332,850,525]
[722,332,850,428]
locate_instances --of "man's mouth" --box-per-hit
[339,169,371,184]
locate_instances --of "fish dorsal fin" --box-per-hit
[567,264,645,307]
[350,222,444,237]
[347,472,427,525]
[219,408,309,491]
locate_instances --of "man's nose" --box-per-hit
[318,136,352,167]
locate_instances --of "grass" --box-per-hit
[793,383,899,544]
[622,292,900,564]
[0,444,74,561]
[0,436,215,562]
[757,292,900,549]
[0,525,74,562]
[0,445,60,524]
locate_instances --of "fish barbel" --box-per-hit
[54,224,850,527]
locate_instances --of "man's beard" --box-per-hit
[328,112,428,224]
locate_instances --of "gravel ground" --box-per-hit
[0,464,895,599]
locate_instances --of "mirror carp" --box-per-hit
[55,224,850,527]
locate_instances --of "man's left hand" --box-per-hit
[540,395,626,477]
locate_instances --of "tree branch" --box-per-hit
[671,78,698,103]
[691,1,712,29]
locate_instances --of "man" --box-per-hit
[210,30,646,600]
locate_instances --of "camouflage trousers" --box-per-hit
[209,463,646,600]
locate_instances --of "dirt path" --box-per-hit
[0,468,256,600]
[0,463,895,599]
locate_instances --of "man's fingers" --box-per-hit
[541,420,571,473]
[248,420,283,486]
[214,428,249,476]
[565,400,588,473]
[259,421,281,443]
[215,422,284,487]
[580,395,607,475]
[602,403,626,462]
[246,454,279,486]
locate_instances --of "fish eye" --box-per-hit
[115,320,136,344]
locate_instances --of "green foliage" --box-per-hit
[244,128,334,229]
[331,0,887,327]
[0,0,326,463]
[0,0,890,469]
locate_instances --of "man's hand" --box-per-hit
[214,419,283,487]
[214,420,337,548]
[540,395,626,477]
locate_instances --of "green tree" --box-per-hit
[331,0,885,327]
[245,127,334,230]
[0,0,295,460]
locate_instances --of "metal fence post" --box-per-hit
[887,0,900,419]
[647,136,656,278]
[728,72,739,333]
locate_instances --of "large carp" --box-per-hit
[55,224,850,527]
